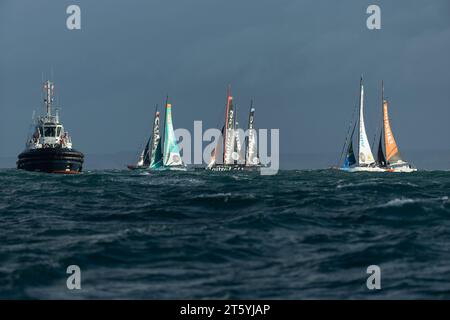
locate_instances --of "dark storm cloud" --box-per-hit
[1,0,449,168]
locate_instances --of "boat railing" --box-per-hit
[38,115,59,124]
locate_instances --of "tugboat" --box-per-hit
[17,81,84,174]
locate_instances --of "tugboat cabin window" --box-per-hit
[44,126,56,137]
[39,127,44,136]
[56,127,62,137]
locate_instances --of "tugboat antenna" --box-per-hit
[44,80,53,117]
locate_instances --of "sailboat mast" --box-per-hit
[223,86,231,163]
[246,99,253,163]
[357,76,362,161]
[162,95,168,151]
[381,80,384,143]
[234,103,237,130]
[148,104,158,162]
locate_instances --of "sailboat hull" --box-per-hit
[127,165,149,171]
[207,164,261,172]
[338,165,417,173]
[385,164,417,173]
[153,166,187,171]
[339,166,386,172]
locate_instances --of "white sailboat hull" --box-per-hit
[339,166,386,172]
[385,166,417,173]
[155,166,187,171]
[338,166,417,173]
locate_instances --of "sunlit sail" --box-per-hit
[377,81,416,172]
[340,77,382,172]
[163,100,185,169]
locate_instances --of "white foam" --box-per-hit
[383,198,416,207]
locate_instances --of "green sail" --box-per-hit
[163,103,184,167]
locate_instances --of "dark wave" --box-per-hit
[1,169,450,299]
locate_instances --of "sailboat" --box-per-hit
[375,82,416,172]
[340,77,385,172]
[207,88,261,171]
[159,97,186,171]
[245,100,262,168]
[127,106,163,170]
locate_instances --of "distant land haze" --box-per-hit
[1,150,449,170]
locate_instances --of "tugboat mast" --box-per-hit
[44,80,54,118]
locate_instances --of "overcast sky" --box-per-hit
[1,0,449,168]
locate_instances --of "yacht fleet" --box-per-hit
[17,78,418,174]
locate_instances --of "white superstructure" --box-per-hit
[25,81,73,150]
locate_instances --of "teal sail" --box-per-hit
[149,111,163,169]
[344,140,356,168]
[163,102,184,167]
[343,123,357,168]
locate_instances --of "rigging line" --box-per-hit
[213,98,226,131]
[371,85,384,153]
[337,102,358,167]
[373,81,386,159]
[208,92,228,160]
[371,108,383,152]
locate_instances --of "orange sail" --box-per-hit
[383,100,402,163]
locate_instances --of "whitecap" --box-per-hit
[383,198,416,207]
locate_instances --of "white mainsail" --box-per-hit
[358,83,375,165]
[233,123,244,163]
[246,107,259,166]
[224,96,235,165]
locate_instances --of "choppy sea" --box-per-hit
[1,169,450,299]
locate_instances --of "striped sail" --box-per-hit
[163,103,184,167]
[358,82,375,165]
[383,100,402,164]
[246,107,259,166]
[223,95,235,165]
[150,111,163,169]
[234,122,244,163]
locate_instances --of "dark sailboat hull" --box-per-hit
[17,148,84,174]
[207,164,262,172]
[127,164,149,171]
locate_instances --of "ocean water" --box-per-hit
[1,169,450,299]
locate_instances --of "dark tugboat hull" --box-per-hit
[17,148,84,174]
